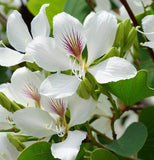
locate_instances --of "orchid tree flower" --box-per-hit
[0,132,20,160]
[27,11,137,99]
[0,67,44,108]
[12,94,96,159]
[0,4,50,67]
[141,15,154,49]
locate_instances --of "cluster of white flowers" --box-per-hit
[0,1,153,160]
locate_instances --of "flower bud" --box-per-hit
[76,73,96,99]
[113,22,124,47]
[7,133,26,151]
[0,92,22,113]
[123,27,137,53]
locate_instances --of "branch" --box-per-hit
[120,0,154,62]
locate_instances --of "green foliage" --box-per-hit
[17,142,57,160]
[105,122,147,157]
[27,0,66,28]
[102,70,154,106]
[138,107,154,160]
[64,0,91,23]
[90,149,119,160]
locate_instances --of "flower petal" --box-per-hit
[96,94,113,117]
[26,36,70,72]
[88,57,137,84]
[91,117,112,139]
[95,0,111,12]
[143,42,154,49]
[53,12,86,58]
[12,108,55,138]
[0,47,25,66]
[115,110,138,139]
[9,67,42,107]
[51,130,86,160]
[31,4,50,38]
[84,11,117,65]
[68,94,96,127]
[40,73,80,98]
[7,10,32,52]
[0,133,19,160]
[0,105,12,130]
[142,15,154,41]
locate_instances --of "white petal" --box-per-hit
[9,67,42,107]
[0,133,19,160]
[12,108,55,138]
[26,37,70,72]
[68,94,96,127]
[7,10,32,52]
[143,42,154,49]
[40,74,80,98]
[51,130,86,160]
[88,57,137,84]
[115,110,138,139]
[142,15,154,41]
[91,117,112,139]
[31,4,50,38]
[53,12,86,58]
[0,47,25,66]
[0,105,12,130]
[84,11,117,65]
[96,94,113,117]
[95,0,111,12]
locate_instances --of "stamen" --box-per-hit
[62,28,84,59]
[70,59,85,81]
[46,120,65,137]
[23,82,41,107]
[48,98,66,118]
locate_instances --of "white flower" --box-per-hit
[0,67,43,108]
[12,94,96,138]
[12,94,95,159]
[0,4,50,67]
[27,11,137,98]
[141,15,154,49]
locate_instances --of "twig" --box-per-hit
[85,0,95,11]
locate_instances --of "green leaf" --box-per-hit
[105,122,147,157]
[90,148,119,160]
[27,0,66,28]
[138,107,154,160]
[102,70,154,106]
[17,142,56,160]
[64,0,91,23]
